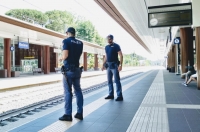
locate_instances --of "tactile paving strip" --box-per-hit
[127,70,169,132]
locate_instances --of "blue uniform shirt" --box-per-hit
[62,37,83,67]
[105,43,121,62]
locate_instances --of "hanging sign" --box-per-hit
[174,37,181,44]
[18,42,29,49]
[54,48,61,53]
[10,46,15,51]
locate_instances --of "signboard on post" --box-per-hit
[148,3,192,28]
[54,48,61,53]
[18,42,29,49]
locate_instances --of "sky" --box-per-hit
[0,0,156,60]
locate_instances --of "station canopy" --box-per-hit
[0,15,105,56]
[95,0,192,57]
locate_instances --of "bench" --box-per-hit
[33,68,43,75]
[11,71,20,77]
[0,69,7,78]
[55,67,61,73]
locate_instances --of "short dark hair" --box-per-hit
[107,34,114,40]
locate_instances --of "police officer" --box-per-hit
[59,27,84,121]
[102,35,123,101]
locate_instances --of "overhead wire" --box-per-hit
[73,0,95,16]
[22,0,45,12]
[0,0,44,12]
[0,4,12,10]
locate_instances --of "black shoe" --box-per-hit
[59,114,72,121]
[115,97,123,101]
[105,96,114,99]
[74,113,83,120]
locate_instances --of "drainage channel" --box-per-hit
[0,72,142,126]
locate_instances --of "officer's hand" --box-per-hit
[118,66,122,72]
[101,66,105,71]
[59,58,62,62]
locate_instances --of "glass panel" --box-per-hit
[0,38,4,69]
[21,59,38,73]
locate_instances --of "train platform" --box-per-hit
[1,68,200,132]
[0,67,142,90]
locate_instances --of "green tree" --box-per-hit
[76,20,106,46]
[87,53,94,69]
[76,20,96,42]
[145,60,151,66]
[5,9,48,26]
[45,10,75,33]
[123,53,145,66]
[133,57,139,66]
[5,9,106,46]
[95,31,105,46]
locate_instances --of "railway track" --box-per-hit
[0,69,147,126]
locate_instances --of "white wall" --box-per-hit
[192,0,200,27]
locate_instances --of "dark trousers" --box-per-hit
[106,62,123,97]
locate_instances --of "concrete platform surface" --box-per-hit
[1,68,199,132]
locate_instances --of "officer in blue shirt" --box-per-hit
[102,35,123,101]
[59,27,84,121]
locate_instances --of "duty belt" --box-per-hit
[105,62,117,69]
[61,65,83,73]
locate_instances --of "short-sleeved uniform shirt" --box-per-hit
[62,37,83,67]
[105,43,121,62]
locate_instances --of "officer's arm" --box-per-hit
[103,47,107,67]
[102,55,107,71]
[62,39,69,60]
[62,50,69,60]
[118,51,123,66]
[103,55,107,65]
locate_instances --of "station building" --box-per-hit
[0,15,104,78]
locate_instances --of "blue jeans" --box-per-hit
[63,68,83,115]
[106,62,122,97]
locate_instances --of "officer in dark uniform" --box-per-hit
[102,35,124,101]
[59,27,84,121]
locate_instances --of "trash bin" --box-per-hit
[171,67,175,73]
[0,69,7,78]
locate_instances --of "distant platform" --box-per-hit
[0,67,143,90]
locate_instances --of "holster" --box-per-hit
[104,63,108,69]
[61,65,84,74]
[61,65,84,91]
[61,65,68,74]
